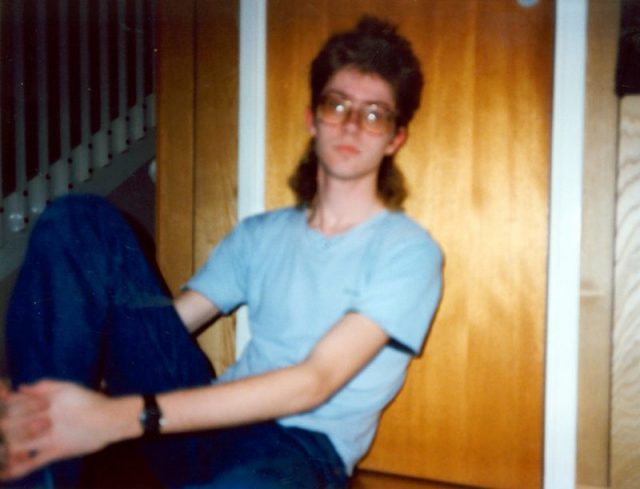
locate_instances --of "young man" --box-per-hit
[1,16,442,488]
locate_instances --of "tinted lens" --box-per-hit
[317,94,346,124]
[362,107,394,134]
[317,93,395,134]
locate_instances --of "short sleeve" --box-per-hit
[352,233,443,355]
[185,221,250,314]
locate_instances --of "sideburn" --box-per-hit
[377,156,408,211]
[288,140,318,207]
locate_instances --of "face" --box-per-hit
[305,68,407,185]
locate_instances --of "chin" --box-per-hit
[322,166,378,183]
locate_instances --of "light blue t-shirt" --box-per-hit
[187,206,443,474]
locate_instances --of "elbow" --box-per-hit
[294,362,339,413]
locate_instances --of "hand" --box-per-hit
[0,380,123,480]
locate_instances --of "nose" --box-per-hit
[342,107,363,133]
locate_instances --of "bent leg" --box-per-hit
[5,195,214,487]
[6,194,213,390]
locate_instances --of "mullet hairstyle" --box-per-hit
[288,16,424,210]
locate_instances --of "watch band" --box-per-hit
[139,394,164,437]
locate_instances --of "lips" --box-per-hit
[334,144,360,156]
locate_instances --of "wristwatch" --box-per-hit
[139,394,164,436]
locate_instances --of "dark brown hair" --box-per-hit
[289,16,423,210]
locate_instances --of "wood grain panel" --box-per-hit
[611,95,640,489]
[192,0,239,375]
[267,2,552,488]
[156,1,239,374]
[577,0,620,486]
[156,0,195,292]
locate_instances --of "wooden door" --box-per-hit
[157,1,553,487]
[266,2,553,488]
[156,0,239,374]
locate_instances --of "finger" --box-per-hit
[0,381,12,417]
[0,430,6,473]
[1,444,55,481]
[0,381,11,400]
[1,414,51,445]
[3,392,49,418]
[0,429,58,481]
[19,380,63,396]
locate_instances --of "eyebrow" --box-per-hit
[323,89,395,111]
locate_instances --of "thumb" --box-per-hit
[18,380,66,397]
[0,380,11,401]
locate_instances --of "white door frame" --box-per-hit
[544,0,587,487]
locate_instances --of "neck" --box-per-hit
[307,178,385,236]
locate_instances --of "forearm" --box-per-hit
[102,395,145,443]
[141,312,387,436]
[156,363,326,435]
[98,363,324,444]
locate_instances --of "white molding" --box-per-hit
[238,0,266,221]
[544,0,587,487]
[236,0,267,356]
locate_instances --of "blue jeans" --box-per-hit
[5,195,347,489]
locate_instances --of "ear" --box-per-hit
[304,106,317,137]
[384,126,408,156]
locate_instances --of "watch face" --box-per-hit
[140,394,164,435]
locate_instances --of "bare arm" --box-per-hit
[159,312,388,432]
[173,289,221,334]
[0,313,388,479]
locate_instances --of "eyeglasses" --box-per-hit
[316,91,397,135]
